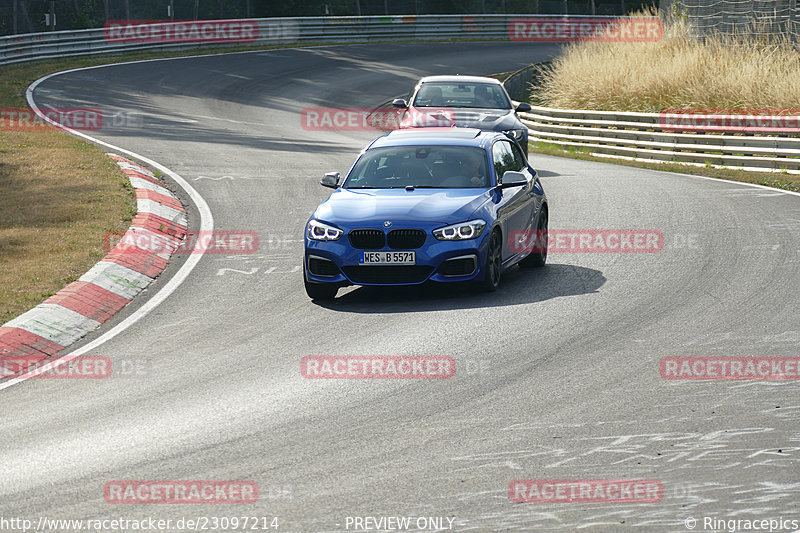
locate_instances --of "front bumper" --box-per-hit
[305,233,489,286]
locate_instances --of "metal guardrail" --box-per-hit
[672,0,800,41]
[9,14,795,176]
[0,19,296,66]
[519,105,800,174]
[501,61,551,103]
[0,14,633,67]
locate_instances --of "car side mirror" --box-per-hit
[392,98,408,108]
[500,170,527,188]
[321,172,340,188]
[515,102,532,112]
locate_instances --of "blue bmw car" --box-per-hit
[303,128,548,300]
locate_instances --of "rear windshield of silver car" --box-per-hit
[411,83,512,109]
[344,146,490,189]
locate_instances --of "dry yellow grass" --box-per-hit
[534,12,800,112]
[0,129,136,323]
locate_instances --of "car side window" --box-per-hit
[509,141,527,171]
[491,141,515,179]
[491,141,506,177]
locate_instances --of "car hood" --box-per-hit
[406,106,520,130]
[314,188,490,227]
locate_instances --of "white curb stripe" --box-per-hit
[128,176,175,197]
[115,227,181,259]
[78,261,154,300]
[3,304,102,346]
[136,199,188,223]
[117,161,157,178]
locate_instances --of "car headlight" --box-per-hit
[433,219,487,241]
[505,129,526,140]
[307,220,343,241]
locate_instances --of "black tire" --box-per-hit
[304,269,338,300]
[479,230,502,292]
[522,206,547,268]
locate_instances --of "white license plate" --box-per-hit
[360,251,416,265]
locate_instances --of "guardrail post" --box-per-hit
[48,2,56,31]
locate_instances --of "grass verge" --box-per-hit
[524,9,800,192]
[0,129,137,323]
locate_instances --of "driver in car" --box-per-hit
[474,85,494,108]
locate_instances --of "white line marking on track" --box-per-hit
[656,170,800,198]
[216,267,259,276]
[0,63,214,392]
[194,175,279,181]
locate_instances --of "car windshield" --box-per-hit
[344,146,490,189]
[411,82,512,110]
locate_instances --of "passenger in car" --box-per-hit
[461,150,488,187]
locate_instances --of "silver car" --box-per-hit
[392,75,532,155]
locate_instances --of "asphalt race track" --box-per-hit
[3,42,800,532]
